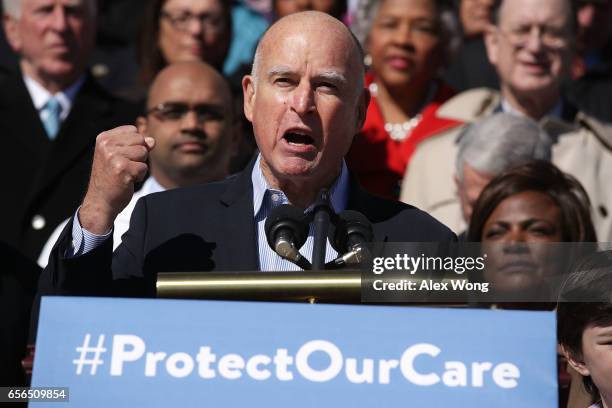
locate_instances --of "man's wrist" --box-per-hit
[79,198,115,235]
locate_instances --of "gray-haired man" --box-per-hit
[454,113,551,227]
[0,0,138,261]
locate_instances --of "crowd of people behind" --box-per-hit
[1,0,611,406]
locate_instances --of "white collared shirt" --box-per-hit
[23,74,85,124]
[501,98,563,120]
[252,154,349,271]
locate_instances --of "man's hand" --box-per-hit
[79,126,155,234]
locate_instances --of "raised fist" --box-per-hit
[79,126,155,234]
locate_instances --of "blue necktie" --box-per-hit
[43,97,62,139]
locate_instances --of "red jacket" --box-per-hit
[347,75,462,199]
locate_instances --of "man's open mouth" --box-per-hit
[284,131,315,146]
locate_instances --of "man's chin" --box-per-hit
[511,73,556,92]
[40,62,80,81]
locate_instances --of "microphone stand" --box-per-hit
[311,190,331,271]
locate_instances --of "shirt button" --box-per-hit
[32,215,46,230]
[272,194,281,203]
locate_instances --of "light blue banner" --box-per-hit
[32,297,557,407]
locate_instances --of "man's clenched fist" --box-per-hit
[79,126,155,234]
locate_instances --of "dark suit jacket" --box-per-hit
[0,70,139,261]
[0,242,39,387]
[40,160,456,298]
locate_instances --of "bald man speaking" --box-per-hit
[42,12,454,297]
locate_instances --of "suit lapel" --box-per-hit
[219,157,259,270]
[0,73,49,158]
[27,77,109,205]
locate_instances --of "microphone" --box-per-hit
[334,210,373,266]
[265,204,311,269]
[311,189,332,271]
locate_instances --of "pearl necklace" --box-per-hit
[369,81,433,142]
[383,116,423,141]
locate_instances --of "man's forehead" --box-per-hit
[260,32,353,72]
[499,0,571,25]
[149,75,226,106]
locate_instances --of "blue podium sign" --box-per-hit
[32,297,557,407]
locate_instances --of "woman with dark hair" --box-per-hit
[558,251,612,408]
[468,161,602,406]
[346,0,462,199]
[468,161,596,243]
[138,0,233,86]
[467,161,596,298]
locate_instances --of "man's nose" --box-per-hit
[50,5,68,31]
[524,27,544,52]
[289,82,316,116]
[181,109,201,130]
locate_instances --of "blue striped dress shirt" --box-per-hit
[251,155,348,271]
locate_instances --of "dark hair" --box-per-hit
[490,0,578,33]
[137,0,233,86]
[557,250,612,399]
[467,160,596,242]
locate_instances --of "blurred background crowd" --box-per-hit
[1,0,611,406]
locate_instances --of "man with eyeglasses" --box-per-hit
[38,11,454,298]
[401,0,612,241]
[37,61,237,267]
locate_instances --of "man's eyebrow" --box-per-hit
[266,67,348,85]
[267,66,294,77]
[316,71,348,86]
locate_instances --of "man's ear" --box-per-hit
[561,345,591,377]
[136,116,148,136]
[356,87,370,130]
[483,24,499,66]
[242,75,255,123]
[3,14,22,53]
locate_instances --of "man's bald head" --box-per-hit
[140,61,236,189]
[148,61,232,115]
[251,11,365,91]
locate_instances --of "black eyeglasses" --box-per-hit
[146,103,225,123]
